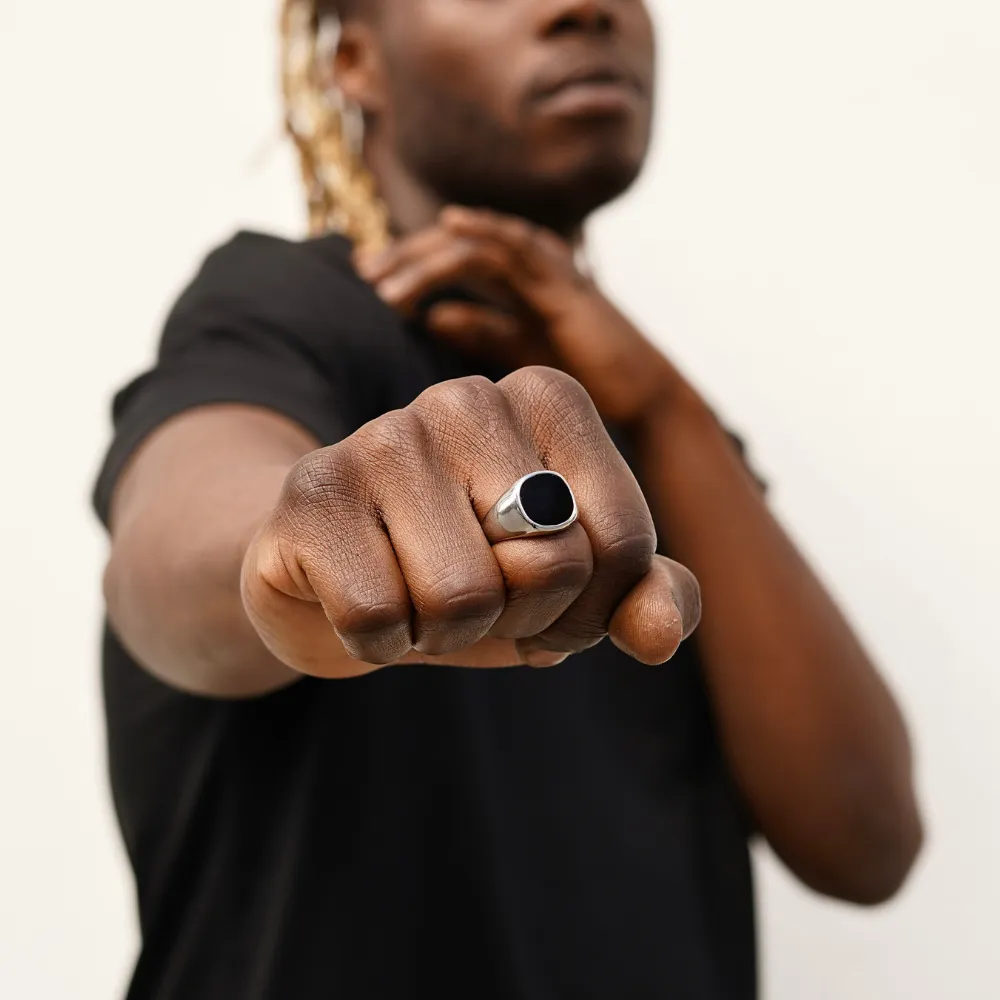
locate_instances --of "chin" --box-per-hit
[532,146,648,230]
[578,147,646,202]
[421,125,650,234]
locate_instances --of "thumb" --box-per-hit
[608,556,701,665]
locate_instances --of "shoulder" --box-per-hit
[189,229,355,289]
[93,233,396,525]
[163,230,401,368]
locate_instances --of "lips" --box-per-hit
[533,62,643,102]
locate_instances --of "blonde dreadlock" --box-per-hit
[280,0,390,252]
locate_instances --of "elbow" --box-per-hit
[102,543,161,670]
[833,807,924,906]
[800,783,925,907]
[852,796,924,905]
[103,544,149,647]
[839,737,926,906]
[102,541,298,700]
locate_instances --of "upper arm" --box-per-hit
[108,403,320,542]
[93,232,368,531]
[100,404,321,698]
[94,233,370,694]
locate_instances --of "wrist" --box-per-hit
[630,377,715,438]
[614,361,700,432]
[540,285,703,429]
[572,329,685,427]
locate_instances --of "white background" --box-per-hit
[1,1,998,997]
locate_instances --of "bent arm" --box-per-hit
[633,387,923,905]
[103,404,317,697]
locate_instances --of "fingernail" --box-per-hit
[522,649,570,668]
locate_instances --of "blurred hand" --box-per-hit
[242,367,699,678]
[355,206,680,426]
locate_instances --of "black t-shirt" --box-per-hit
[94,232,757,1000]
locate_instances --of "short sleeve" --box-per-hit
[92,232,379,527]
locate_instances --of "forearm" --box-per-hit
[103,408,310,697]
[631,386,923,903]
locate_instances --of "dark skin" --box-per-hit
[104,5,696,682]
[338,0,656,237]
[104,0,921,919]
[336,0,923,901]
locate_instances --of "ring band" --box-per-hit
[481,470,578,542]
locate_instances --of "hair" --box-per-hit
[280,0,390,251]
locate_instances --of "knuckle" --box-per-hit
[500,367,602,457]
[412,376,510,454]
[332,597,412,639]
[284,411,427,524]
[503,365,594,415]
[282,448,348,513]
[416,374,500,416]
[420,580,505,625]
[536,620,607,653]
[354,409,426,474]
[597,517,657,575]
[507,533,593,596]
[524,552,593,596]
[275,456,360,574]
[505,364,573,393]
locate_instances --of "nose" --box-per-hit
[541,0,617,38]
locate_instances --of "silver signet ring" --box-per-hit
[481,470,579,542]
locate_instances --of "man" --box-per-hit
[96,1,923,997]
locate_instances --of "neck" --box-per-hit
[364,139,443,237]
[364,138,587,243]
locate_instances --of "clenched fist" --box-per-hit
[241,367,699,678]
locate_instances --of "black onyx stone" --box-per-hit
[519,472,575,527]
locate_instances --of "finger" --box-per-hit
[300,405,499,657]
[498,367,672,662]
[663,554,702,641]
[379,474,508,656]
[245,449,415,669]
[409,376,594,643]
[484,524,593,640]
[440,207,545,280]
[424,301,524,356]
[608,555,701,665]
[396,636,524,668]
[425,301,521,340]
[353,227,447,285]
[439,208,573,277]
[438,207,582,313]
[440,206,536,252]
[375,240,515,317]
[243,531,397,676]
